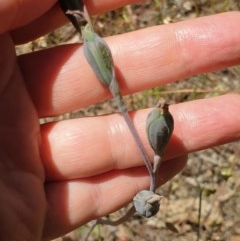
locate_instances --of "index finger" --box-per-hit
[18,12,240,117]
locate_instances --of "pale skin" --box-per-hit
[1,0,240,240]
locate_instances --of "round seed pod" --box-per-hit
[146,102,174,156]
[133,190,162,218]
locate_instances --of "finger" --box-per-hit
[43,155,187,239]
[41,94,240,180]
[18,12,240,117]
[0,0,56,34]
[11,0,141,44]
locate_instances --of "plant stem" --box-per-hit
[109,79,153,178]
[150,154,162,192]
[82,206,136,241]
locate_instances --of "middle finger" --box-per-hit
[41,94,240,181]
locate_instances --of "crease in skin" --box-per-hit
[113,27,178,82]
[175,23,213,46]
[0,35,16,93]
[173,94,240,151]
[106,110,150,171]
[173,24,220,77]
[177,108,199,127]
[108,119,127,136]
[173,13,240,76]
[107,116,134,169]
[176,109,203,150]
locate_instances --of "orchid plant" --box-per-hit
[59,1,174,240]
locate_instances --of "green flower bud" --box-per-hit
[146,102,174,156]
[82,24,115,86]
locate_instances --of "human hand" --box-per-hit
[1,1,240,240]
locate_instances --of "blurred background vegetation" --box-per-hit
[16,0,240,240]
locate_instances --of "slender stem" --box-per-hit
[109,80,153,178]
[83,5,92,27]
[82,206,136,241]
[150,154,162,192]
[65,5,154,181]
[81,220,98,241]
[97,205,136,226]
[197,187,203,241]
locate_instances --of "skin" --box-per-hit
[1,0,240,240]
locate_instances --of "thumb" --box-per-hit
[0,0,56,34]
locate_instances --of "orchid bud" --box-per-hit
[133,190,162,218]
[82,24,115,86]
[146,102,174,156]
